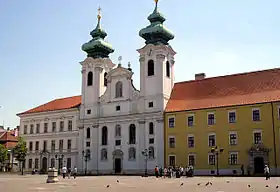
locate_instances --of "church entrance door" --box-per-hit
[114,158,122,174]
[254,157,264,174]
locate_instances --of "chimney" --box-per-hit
[195,73,206,80]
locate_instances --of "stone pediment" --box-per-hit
[106,66,133,82]
[80,57,115,69]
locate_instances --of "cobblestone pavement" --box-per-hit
[1,174,280,192]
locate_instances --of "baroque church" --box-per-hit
[17,0,176,174]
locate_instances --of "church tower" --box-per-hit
[80,8,115,118]
[138,0,176,112]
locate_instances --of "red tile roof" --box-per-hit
[0,131,18,149]
[165,68,280,112]
[17,95,81,115]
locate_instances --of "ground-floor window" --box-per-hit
[35,158,39,169]
[208,153,216,165]
[28,159,32,169]
[169,155,176,166]
[51,158,55,168]
[188,154,195,166]
[229,152,238,165]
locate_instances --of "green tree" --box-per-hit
[0,144,8,166]
[13,137,27,175]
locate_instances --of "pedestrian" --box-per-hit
[67,167,72,179]
[62,166,67,179]
[73,166,77,179]
[155,166,159,178]
[264,165,270,180]
[241,164,244,176]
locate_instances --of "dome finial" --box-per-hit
[97,7,102,24]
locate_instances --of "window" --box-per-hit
[67,158,71,169]
[228,111,236,123]
[101,148,107,160]
[67,139,72,152]
[252,109,261,121]
[169,137,175,148]
[208,134,216,147]
[86,142,90,147]
[30,124,34,134]
[44,123,48,133]
[51,158,55,168]
[148,60,155,76]
[166,61,170,77]
[29,142,33,151]
[115,81,123,98]
[36,124,40,133]
[149,122,154,135]
[168,117,175,128]
[148,146,154,159]
[187,115,194,127]
[87,109,91,115]
[86,127,91,139]
[148,102,153,108]
[229,132,237,145]
[188,154,195,166]
[52,122,56,132]
[128,147,136,160]
[116,105,120,111]
[208,113,215,125]
[68,120,72,131]
[278,106,280,119]
[43,140,47,151]
[149,138,154,144]
[35,158,39,169]
[115,125,121,137]
[28,159,32,169]
[60,121,64,132]
[87,71,93,86]
[115,140,121,146]
[208,153,216,165]
[188,135,195,148]
[104,72,108,86]
[51,140,55,152]
[24,125,27,134]
[229,152,238,165]
[169,155,176,166]
[35,141,39,151]
[59,140,63,152]
[254,132,262,144]
[102,126,108,145]
[129,124,136,144]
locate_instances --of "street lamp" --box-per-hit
[55,154,64,174]
[141,148,150,177]
[82,150,90,175]
[211,146,224,176]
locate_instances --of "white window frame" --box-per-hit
[208,133,216,147]
[168,136,176,148]
[207,112,215,125]
[187,134,195,148]
[188,153,196,166]
[253,129,262,144]
[168,116,175,128]
[229,131,238,145]
[228,110,236,123]
[168,155,176,166]
[208,153,216,165]
[252,108,261,121]
[187,114,195,127]
[229,152,238,165]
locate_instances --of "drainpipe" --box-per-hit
[270,102,278,175]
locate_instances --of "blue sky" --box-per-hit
[0,0,279,128]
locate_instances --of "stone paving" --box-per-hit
[0,174,280,192]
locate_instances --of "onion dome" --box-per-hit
[139,0,174,45]
[82,7,114,58]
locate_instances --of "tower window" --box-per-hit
[102,126,108,145]
[148,102,153,108]
[87,109,91,115]
[129,124,136,144]
[87,71,93,86]
[148,60,154,76]
[166,61,170,77]
[86,127,91,139]
[116,105,120,111]
[104,72,108,86]
[115,81,123,98]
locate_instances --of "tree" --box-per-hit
[13,137,27,175]
[0,144,8,167]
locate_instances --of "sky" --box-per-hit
[0,0,279,129]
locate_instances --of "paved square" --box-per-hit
[0,174,280,192]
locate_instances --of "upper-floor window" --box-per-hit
[36,124,40,133]
[208,134,216,147]
[208,113,215,125]
[102,126,108,145]
[52,122,56,132]
[30,124,34,134]
[51,140,55,152]
[187,115,194,127]
[104,72,108,86]
[24,125,27,134]
[68,120,72,131]
[35,141,39,151]
[29,141,33,151]
[87,71,93,86]
[67,139,72,151]
[115,81,123,98]
[147,60,154,76]
[129,124,136,144]
[188,135,195,148]
[168,117,175,128]
[254,131,262,144]
[44,123,48,133]
[166,61,170,78]
[229,132,237,145]
[252,109,261,121]
[43,140,47,151]
[86,127,90,139]
[149,122,154,135]
[115,125,121,137]
[228,111,236,123]
[60,121,64,132]
[169,136,175,148]
[59,140,64,152]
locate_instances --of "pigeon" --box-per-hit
[248,185,251,188]
[117,180,119,183]
[210,182,213,185]
[205,182,210,186]
[265,185,269,188]
[226,181,230,183]
[106,185,110,188]
[276,185,279,189]
[180,183,184,186]
[197,183,201,186]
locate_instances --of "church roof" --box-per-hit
[165,68,280,112]
[17,95,81,116]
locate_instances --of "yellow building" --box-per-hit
[164,69,280,176]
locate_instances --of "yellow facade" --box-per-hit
[164,102,280,175]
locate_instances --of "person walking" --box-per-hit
[264,165,270,180]
[62,166,67,179]
[73,166,78,179]
[67,167,72,179]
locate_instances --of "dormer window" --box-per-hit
[115,81,123,98]
[104,72,108,86]
[148,60,154,76]
[87,71,93,86]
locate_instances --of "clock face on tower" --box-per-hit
[147,49,153,56]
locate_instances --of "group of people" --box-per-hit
[154,166,194,178]
[61,166,78,179]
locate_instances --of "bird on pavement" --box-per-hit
[180,183,184,186]
[117,180,119,183]
[276,185,279,189]
[106,185,110,188]
[205,182,210,186]
[248,185,251,188]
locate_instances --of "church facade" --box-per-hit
[17,0,176,174]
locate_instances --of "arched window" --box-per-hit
[115,124,121,137]
[101,148,107,160]
[148,60,154,76]
[104,72,108,86]
[166,61,170,77]
[87,71,93,86]
[115,81,123,98]
[86,127,90,139]
[128,147,136,160]
[148,146,155,159]
[129,124,136,144]
[102,126,108,145]
[149,122,154,135]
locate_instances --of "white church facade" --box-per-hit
[17,0,176,174]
